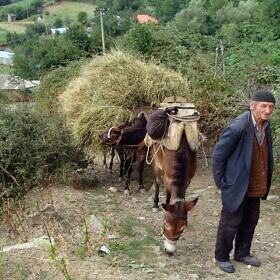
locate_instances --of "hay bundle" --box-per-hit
[59,51,191,154]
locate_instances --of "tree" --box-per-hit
[77,11,88,25]
[172,0,208,34]
[13,37,83,80]
[65,23,91,53]
[90,27,114,55]
[155,0,185,23]
[53,17,63,28]
[121,23,156,57]
[25,23,46,37]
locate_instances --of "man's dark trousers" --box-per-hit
[215,196,260,261]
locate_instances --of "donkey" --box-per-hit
[100,113,148,194]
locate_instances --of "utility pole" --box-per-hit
[96,8,107,55]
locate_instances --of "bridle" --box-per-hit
[162,198,186,242]
[107,126,115,139]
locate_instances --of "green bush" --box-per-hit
[0,105,75,199]
[271,91,280,182]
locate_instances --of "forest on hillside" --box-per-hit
[0,0,279,198]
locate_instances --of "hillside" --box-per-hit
[1,156,279,279]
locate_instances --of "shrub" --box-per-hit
[271,91,280,182]
[0,105,75,199]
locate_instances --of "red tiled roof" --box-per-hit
[136,14,159,24]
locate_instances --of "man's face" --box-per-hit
[250,101,275,122]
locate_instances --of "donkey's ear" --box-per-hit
[184,197,198,212]
[162,203,176,213]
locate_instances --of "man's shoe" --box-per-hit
[216,260,235,273]
[234,255,261,267]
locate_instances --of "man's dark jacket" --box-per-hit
[212,111,274,213]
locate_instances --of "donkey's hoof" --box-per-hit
[124,189,130,195]
[152,207,159,213]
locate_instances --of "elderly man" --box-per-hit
[212,90,275,273]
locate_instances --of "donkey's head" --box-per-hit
[162,198,198,255]
[99,121,129,144]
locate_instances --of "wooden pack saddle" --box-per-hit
[145,96,201,151]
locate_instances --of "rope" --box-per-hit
[145,142,164,165]
[200,139,209,167]
[166,113,200,122]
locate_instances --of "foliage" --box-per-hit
[53,17,64,28]
[65,23,91,53]
[270,90,280,181]
[25,23,46,37]
[38,61,82,101]
[77,11,88,25]
[172,0,208,34]
[42,1,95,26]
[13,36,84,80]
[89,27,114,54]
[120,23,157,57]
[154,0,185,23]
[0,105,75,199]
[0,0,44,21]
[215,0,259,25]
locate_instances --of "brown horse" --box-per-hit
[100,113,147,194]
[147,106,200,255]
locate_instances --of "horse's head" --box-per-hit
[99,121,129,144]
[162,198,198,255]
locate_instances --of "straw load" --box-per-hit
[59,51,191,155]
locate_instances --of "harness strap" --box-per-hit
[170,198,185,204]
[145,142,164,165]
[107,126,114,139]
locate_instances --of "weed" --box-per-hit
[75,209,92,259]
[0,250,5,280]
[44,219,74,280]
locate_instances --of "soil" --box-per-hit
[0,154,279,280]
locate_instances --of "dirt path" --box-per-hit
[1,157,279,280]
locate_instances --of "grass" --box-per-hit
[1,0,31,9]
[108,237,160,266]
[43,1,96,25]
[0,28,7,44]
[120,217,158,237]
[0,22,29,33]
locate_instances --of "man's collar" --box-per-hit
[250,112,268,130]
[251,112,257,127]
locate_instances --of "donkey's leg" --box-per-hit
[118,147,125,181]
[109,145,115,172]
[138,154,146,193]
[124,151,133,195]
[103,151,107,168]
[151,160,162,212]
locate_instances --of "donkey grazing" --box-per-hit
[145,101,201,255]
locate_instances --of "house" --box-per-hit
[7,14,16,23]
[136,14,159,24]
[50,27,68,35]
[0,51,14,65]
